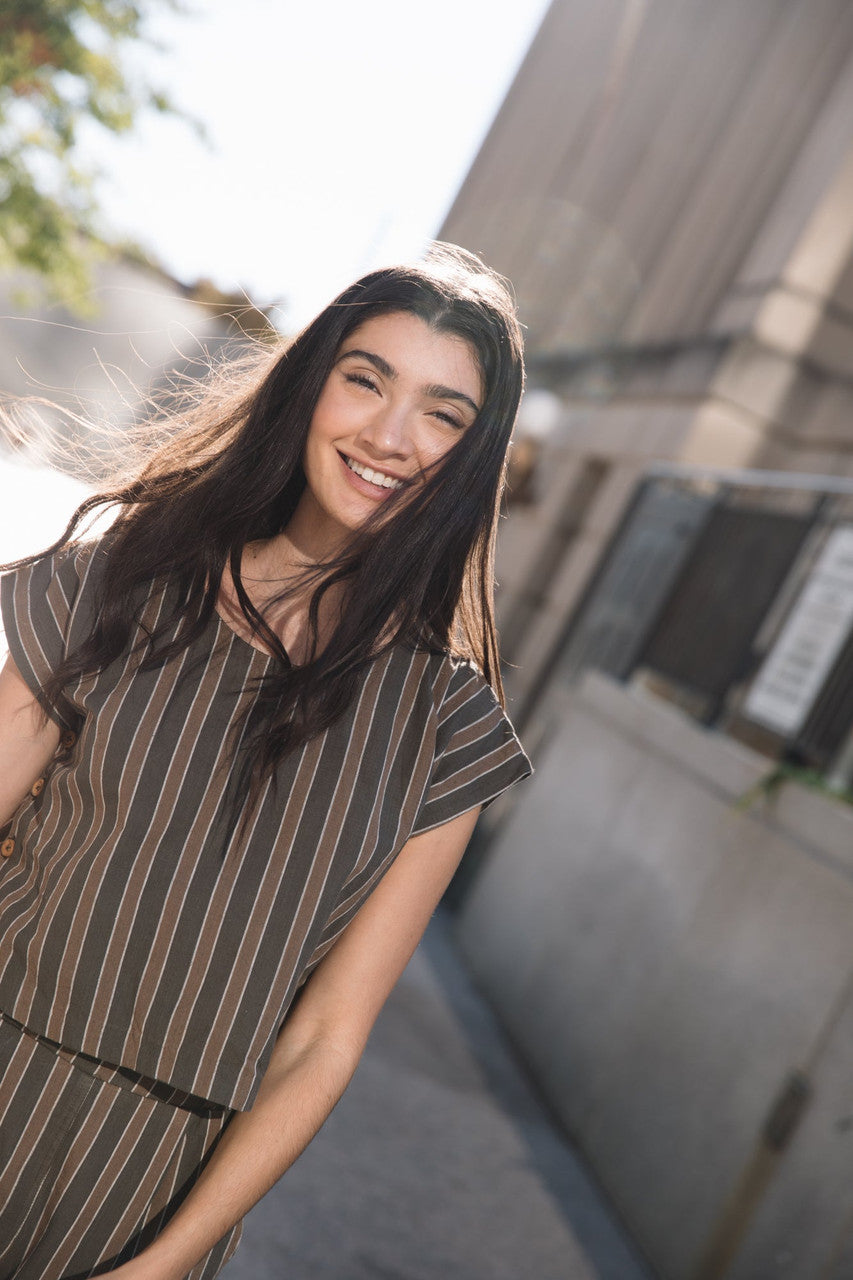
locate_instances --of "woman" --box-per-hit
[0,243,531,1279]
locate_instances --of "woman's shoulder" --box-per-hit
[390,639,497,711]
[2,534,106,613]
[405,647,532,836]
[27,532,107,576]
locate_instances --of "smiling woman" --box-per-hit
[300,311,483,546]
[0,243,532,1280]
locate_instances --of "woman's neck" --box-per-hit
[274,490,350,569]
[218,536,346,664]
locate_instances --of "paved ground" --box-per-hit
[221,905,655,1280]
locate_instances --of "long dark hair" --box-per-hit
[9,243,525,806]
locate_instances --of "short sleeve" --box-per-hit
[0,545,86,730]
[411,660,533,836]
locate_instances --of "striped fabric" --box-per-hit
[0,541,531,1110]
[0,1010,238,1279]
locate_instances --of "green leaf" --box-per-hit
[0,0,186,310]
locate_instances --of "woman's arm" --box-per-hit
[114,803,483,1280]
[0,654,61,827]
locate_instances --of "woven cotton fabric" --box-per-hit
[0,540,531,1110]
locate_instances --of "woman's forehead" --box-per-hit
[337,311,484,402]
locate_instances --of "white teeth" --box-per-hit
[344,455,403,489]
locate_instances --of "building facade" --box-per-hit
[441,0,853,723]
[440,3,853,1277]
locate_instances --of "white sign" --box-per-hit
[743,525,853,737]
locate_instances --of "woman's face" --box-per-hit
[299,310,484,546]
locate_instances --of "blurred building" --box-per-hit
[442,0,853,718]
[440,2,853,1278]
[0,249,275,479]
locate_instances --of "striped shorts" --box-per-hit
[0,1011,242,1280]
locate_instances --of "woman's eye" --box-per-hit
[432,410,465,430]
[345,372,379,393]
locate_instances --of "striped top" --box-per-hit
[0,540,531,1110]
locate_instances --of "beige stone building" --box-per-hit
[440,3,853,1277]
[442,0,853,720]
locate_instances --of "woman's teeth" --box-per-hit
[344,455,404,490]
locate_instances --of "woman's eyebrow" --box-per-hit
[424,383,480,416]
[338,348,396,380]
[339,349,480,415]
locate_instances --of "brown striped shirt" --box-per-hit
[0,540,531,1109]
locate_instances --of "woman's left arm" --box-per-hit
[114,804,483,1280]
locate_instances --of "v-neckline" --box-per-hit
[212,603,280,663]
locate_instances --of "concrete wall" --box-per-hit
[456,672,853,1279]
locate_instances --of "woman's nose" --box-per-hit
[359,402,413,455]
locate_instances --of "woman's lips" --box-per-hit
[337,451,405,499]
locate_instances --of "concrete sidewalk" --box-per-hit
[221,906,654,1280]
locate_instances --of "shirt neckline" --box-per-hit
[212,604,279,664]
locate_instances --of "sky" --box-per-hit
[80,0,553,331]
[0,0,552,573]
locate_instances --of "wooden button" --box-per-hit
[60,730,77,749]
[1,838,15,858]
[31,777,45,797]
